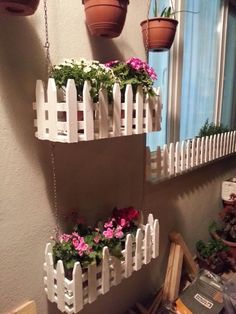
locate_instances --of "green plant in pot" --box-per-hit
[198,119,230,138]
[196,238,236,274]
[140,3,178,52]
[210,194,236,261]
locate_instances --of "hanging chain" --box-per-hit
[145,0,151,60]
[43,0,52,78]
[50,142,60,239]
[43,1,59,238]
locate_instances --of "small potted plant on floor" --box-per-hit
[196,238,236,274]
[0,0,39,15]
[210,194,236,260]
[82,0,129,38]
[140,3,178,52]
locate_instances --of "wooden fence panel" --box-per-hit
[135,86,143,134]
[66,80,78,143]
[112,83,121,137]
[83,81,94,141]
[124,85,133,136]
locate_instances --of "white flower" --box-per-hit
[83,66,91,73]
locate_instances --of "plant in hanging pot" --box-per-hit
[82,0,129,38]
[0,0,40,16]
[140,4,178,52]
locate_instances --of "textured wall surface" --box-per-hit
[0,1,236,314]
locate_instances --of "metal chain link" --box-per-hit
[43,0,52,78]
[43,0,59,238]
[50,142,60,239]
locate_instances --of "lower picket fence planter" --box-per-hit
[33,79,162,143]
[44,214,159,313]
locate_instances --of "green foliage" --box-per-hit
[160,6,172,18]
[110,62,156,98]
[198,119,230,138]
[50,58,157,103]
[196,239,228,259]
[50,59,113,103]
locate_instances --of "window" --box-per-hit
[221,3,236,129]
[146,0,233,148]
[179,0,222,140]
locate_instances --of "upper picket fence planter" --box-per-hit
[33,79,162,143]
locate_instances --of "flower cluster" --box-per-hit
[126,57,157,80]
[105,57,157,98]
[50,57,157,103]
[59,232,91,257]
[50,58,112,102]
[53,207,140,278]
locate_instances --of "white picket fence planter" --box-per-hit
[146,131,236,181]
[33,79,162,143]
[44,214,159,314]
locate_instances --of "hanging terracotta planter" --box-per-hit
[0,0,40,16]
[140,18,178,52]
[82,0,129,38]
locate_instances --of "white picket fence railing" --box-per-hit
[146,131,236,181]
[33,79,162,143]
[44,214,159,314]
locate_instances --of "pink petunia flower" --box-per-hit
[103,228,114,239]
[59,233,72,243]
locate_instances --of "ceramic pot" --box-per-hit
[0,0,40,15]
[140,17,178,52]
[82,0,129,38]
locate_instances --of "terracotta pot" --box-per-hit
[211,231,236,261]
[140,17,178,52]
[82,0,129,38]
[0,0,40,15]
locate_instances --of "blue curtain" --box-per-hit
[221,5,236,128]
[146,0,170,151]
[180,0,221,140]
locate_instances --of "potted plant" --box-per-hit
[196,238,236,274]
[105,57,157,100]
[140,4,178,52]
[198,119,230,138]
[82,0,129,38]
[52,207,140,279]
[0,0,40,15]
[50,57,157,119]
[50,58,113,121]
[210,194,236,260]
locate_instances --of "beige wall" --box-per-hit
[0,1,236,314]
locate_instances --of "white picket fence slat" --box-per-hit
[34,79,162,143]
[44,213,159,313]
[147,131,236,181]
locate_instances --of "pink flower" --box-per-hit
[59,233,72,243]
[72,237,80,249]
[105,60,119,68]
[104,219,114,229]
[114,226,124,239]
[120,218,126,227]
[103,228,114,239]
